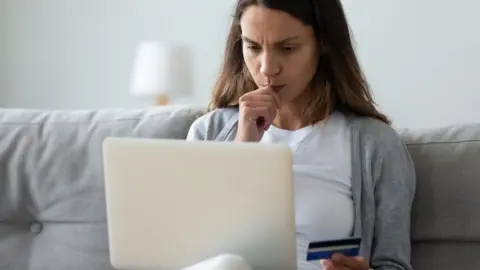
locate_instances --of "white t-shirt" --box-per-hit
[260,111,354,270]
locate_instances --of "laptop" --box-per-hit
[102,137,297,270]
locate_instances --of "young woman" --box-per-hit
[186,0,416,269]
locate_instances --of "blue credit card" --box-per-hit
[306,237,361,261]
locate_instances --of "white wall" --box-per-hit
[0,0,7,106]
[1,0,479,128]
[343,0,480,128]
[0,0,235,109]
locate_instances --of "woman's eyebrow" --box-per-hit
[241,36,300,45]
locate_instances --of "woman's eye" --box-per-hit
[248,46,261,52]
[283,46,296,53]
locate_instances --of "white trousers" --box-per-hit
[182,254,253,270]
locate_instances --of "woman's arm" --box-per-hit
[370,130,416,270]
[186,115,208,141]
[186,108,240,141]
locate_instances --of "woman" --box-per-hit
[186,0,416,269]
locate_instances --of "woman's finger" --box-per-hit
[240,94,279,110]
[241,101,277,124]
[243,107,270,123]
[321,259,337,270]
[240,87,281,110]
[331,254,369,270]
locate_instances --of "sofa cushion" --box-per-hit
[399,123,480,270]
[399,123,480,241]
[0,106,205,270]
[412,242,480,270]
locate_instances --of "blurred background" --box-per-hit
[0,0,478,129]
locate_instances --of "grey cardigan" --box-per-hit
[186,107,416,270]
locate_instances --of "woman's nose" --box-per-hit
[260,52,281,77]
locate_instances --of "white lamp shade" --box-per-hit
[130,41,172,96]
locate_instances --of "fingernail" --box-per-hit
[320,259,325,266]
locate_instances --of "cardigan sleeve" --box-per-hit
[186,108,240,141]
[370,127,416,270]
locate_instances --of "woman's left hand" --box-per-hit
[321,254,370,270]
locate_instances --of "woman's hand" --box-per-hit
[321,254,370,270]
[235,86,281,142]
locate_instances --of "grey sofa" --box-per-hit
[0,105,478,270]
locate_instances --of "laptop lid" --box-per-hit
[102,137,297,270]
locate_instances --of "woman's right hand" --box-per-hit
[235,86,281,142]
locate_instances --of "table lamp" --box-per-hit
[129,41,173,106]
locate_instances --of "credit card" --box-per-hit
[306,237,361,261]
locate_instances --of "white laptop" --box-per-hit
[102,137,297,270]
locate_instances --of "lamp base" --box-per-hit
[156,94,169,106]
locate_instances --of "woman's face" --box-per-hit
[240,5,319,106]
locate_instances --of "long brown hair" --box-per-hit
[209,0,390,125]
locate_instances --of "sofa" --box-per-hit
[0,105,478,270]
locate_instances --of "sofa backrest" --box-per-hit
[399,124,480,270]
[1,106,479,270]
[0,106,205,270]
